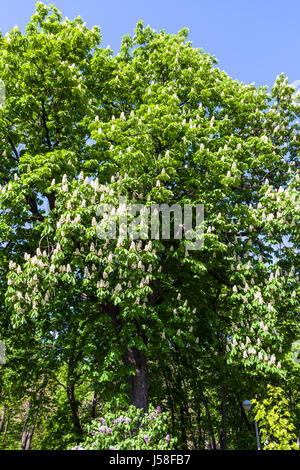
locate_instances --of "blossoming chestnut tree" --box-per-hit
[0,2,299,449]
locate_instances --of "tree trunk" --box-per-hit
[3,414,9,441]
[108,305,149,412]
[24,422,36,451]
[219,384,227,449]
[67,383,82,438]
[170,400,175,434]
[123,347,149,412]
[91,391,97,420]
[21,375,46,450]
[199,388,217,450]
[180,404,188,448]
[0,404,5,433]
[196,407,204,449]
[21,400,31,450]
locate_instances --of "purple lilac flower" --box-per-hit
[165,434,170,443]
[106,427,112,434]
[125,417,131,423]
[156,406,161,413]
[109,446,116,450]
[100,417,106,424]
[149,413,155,420]
[143,435,149,443]
[99,426,105,434]
[117,417,124,423]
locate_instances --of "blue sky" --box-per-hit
[1,0,299,88]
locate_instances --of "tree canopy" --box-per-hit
[0,2,299,450]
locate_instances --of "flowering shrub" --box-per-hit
[70,406,176,450]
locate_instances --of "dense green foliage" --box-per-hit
[0,2,299,450]
[252,385,298,450]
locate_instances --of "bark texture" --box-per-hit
[21,375,46,450]
[124,347,149,412]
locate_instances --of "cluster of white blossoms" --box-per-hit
[5,171,199,345]
[226,318,283,370]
